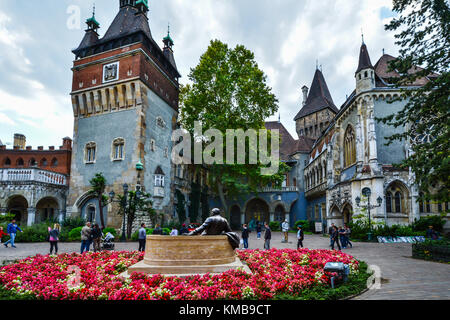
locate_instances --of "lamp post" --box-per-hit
[355,187,383,241]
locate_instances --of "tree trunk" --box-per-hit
[98,196,105,230]
[217,182,229,221]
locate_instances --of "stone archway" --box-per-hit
[342,203,353,225]
[7,195,29,225]
[245,198,270,225]
[230,205,241,230]
[36,197,60,223]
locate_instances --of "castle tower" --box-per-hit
[68,1,180,228]
[355,40,375,95]
[294,68,339,140]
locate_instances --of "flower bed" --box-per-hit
[0,249,368,300]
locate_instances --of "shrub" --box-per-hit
[68,227,83,242]
[269,221,280,231]
[62,217,86,230]
[412,215,446,232]
[294,220,316,232]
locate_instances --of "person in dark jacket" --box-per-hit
[153,224,163,235]
[91,224,102,252]
[330,226,341,251]
[241,224,250,249]
[4,219,23,248]
[179,224,189,235]
[188,208,232,236]
[264,223,272,250]
[297,225,304,249]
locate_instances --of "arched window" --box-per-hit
[112,138,125,161]
[29,158,37,167]
[344,125,356,167]
[4,158,11,166]
[386,192,393,213]
[394,192,402,213]
[51,158,58,167]
[41,158,48,167]
[85,142,96,164]
[17,158,24,167]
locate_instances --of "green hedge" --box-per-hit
[294,220,316,233]
[269,221,280,231]
[131,228,171,241]
[348,220,426,241]
[412,239,450,262]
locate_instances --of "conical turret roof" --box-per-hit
[294,69,338,120]
[356,43,373,74]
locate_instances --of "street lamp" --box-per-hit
[355,187,383,241]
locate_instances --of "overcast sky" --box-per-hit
[0,0,398,148]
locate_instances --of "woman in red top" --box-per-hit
[0,227,8,243]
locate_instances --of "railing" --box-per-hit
[260,186,299,193]
[0,168,68,186]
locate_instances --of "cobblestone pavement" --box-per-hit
[1,232,449,300]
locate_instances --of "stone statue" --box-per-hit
[188,208,232,236]
[188,208,240,249]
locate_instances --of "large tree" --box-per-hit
[88,173,108,229]
[179,40,289,219]
[378,0,449,203]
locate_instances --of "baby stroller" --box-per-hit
[101,232,115,251]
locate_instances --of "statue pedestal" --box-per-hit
[125,235,251,277]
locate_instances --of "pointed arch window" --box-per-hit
[51,158,58,167]
[4,158,11,166]
[344,125,356,167]
[17,158,24,167]
[41,158,48,167]
[386,192,393,213]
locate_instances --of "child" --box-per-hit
[0,227,7,243]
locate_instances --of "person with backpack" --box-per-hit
[48,223,61,255]
[3,219,23,248]
[297,225,304,249]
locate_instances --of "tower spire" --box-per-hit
[86,3,100,33]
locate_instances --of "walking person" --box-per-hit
[264,223,272,250]
[330,226,341,251]
[297,225,304,249]
[138,223,147,252]
[91,224,102,252]
[339,226,347,249]
[328,223,336,247]
[344,224,353,248]
[281,220,290,243]
[3,219,23,248]
[48,223,61,255]
[0,227,7,244]
[80,222,92,254]
[256,223,262,240]
[241,224,250,249]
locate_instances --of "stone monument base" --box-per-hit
[123,235,251,278]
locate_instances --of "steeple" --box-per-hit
[162,24,177,70]
[74,5,100,51]
[355,40,375,94]
[135,0,149,14]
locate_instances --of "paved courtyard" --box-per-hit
[1,232,449,300]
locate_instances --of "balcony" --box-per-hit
[259,186,299,193]
[0,168,68,187]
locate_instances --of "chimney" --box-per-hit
[13,134,26,150]
[302,86,309,106]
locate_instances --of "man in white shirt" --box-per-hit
[170,227,179,236]
[281,220,290,243]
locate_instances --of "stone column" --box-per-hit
[240,212,245,225]
[269,212,274,223]
[27,207,36,227]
